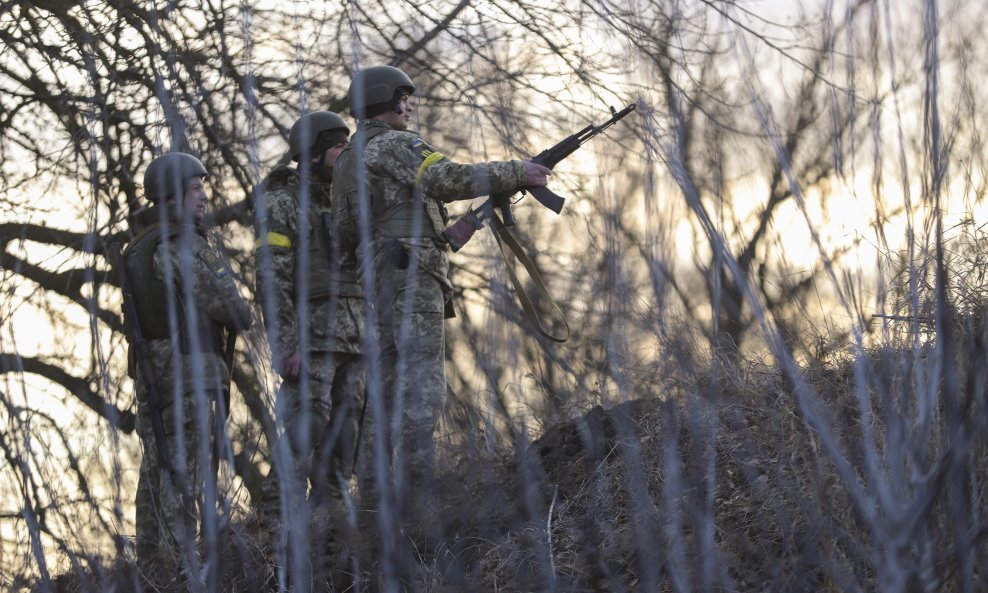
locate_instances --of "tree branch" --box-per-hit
[0,354,135,434]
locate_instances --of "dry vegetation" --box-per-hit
[432,320,988,593]
[4,1,988,592]
[26,310,988,593]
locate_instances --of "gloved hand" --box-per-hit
[444,208,486,251]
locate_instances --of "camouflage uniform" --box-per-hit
[331,119,528,525]
[126,205,252,590]
[254,165,365,512]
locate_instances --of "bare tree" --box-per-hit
[0,0,623,586]
[5,0,988,591]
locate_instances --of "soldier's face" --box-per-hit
[321,140,348,171]
[380,94,413,129]
[181,177,208,221]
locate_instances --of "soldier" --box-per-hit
[124,152,252,591]
[330,65,550,561]
[253,111,364,584]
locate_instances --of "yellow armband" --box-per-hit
[254,232,293,250]
[415,151,446,185]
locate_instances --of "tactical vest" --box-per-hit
[123,223,222,353]
[264,178,363,299]
[340,123,448,244]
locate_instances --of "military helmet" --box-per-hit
[348,65,415,119]
[142,152,208,203]
[288,111,350,161]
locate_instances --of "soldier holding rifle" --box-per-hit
[330,65,550,564]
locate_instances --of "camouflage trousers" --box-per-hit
[358,256,448,566]
[268,351,365,499]
[134,384,223,591]
[258,351,365,589]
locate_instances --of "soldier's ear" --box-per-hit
[163,192,183,212]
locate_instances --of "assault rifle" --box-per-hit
[443,104,637,343]
[446,103,637,250]
[494,103,636,226]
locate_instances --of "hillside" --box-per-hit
[30,348,988,593]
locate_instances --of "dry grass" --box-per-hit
[421,320,988,592]
[28,316,988,593]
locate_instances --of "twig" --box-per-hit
[547,484,558,584]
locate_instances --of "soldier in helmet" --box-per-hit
[330,65,550,566]
[253,111,364,579]
[124,152,253,590]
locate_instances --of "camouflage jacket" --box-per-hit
[125,206,252,398]
[330,119,529,291]
[255,165,362,359]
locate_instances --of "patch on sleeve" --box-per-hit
[410,137,446,184]
[198,249,228,278]
[408,137,440,159]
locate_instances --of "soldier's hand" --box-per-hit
[522,160,551,187]
[280,351,301,380]
[445,208,485,251]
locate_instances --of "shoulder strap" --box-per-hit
[124,221,162,255]
[364,125,391,142]
[489,215,570,343]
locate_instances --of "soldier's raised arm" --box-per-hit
[365,136,545,203]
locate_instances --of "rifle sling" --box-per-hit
[489,215,570,343]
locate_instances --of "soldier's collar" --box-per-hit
[362,119,412,133]
[128,204,205,236]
